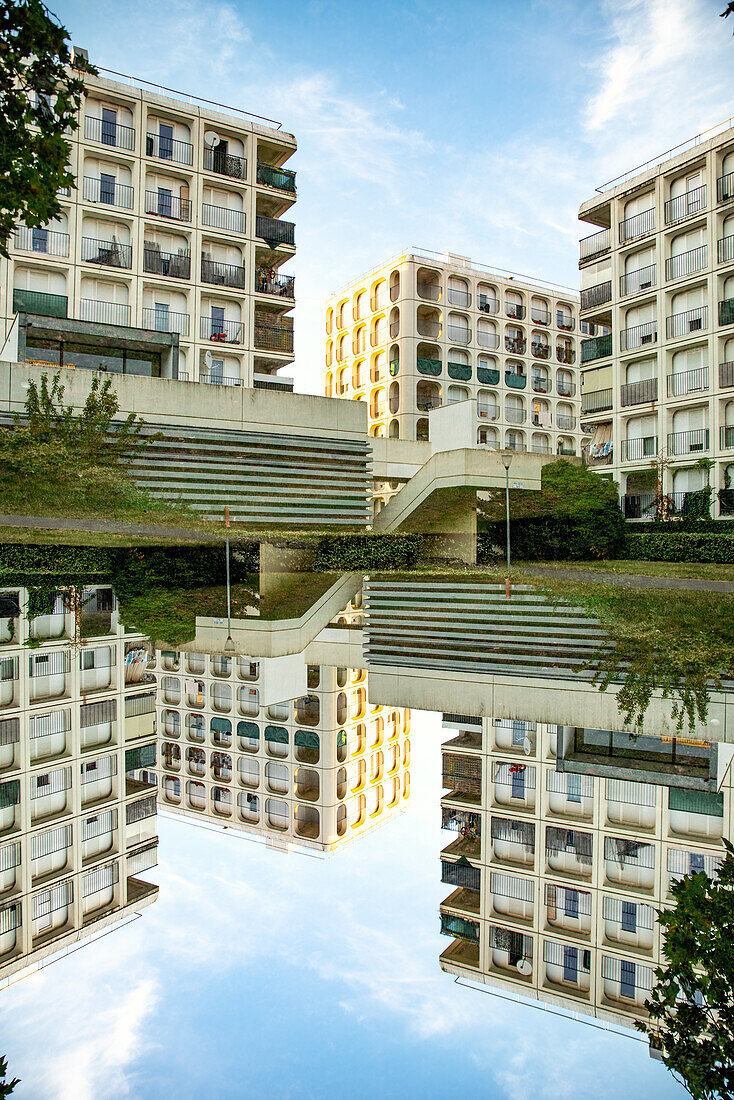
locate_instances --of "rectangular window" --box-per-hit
[563,945,578,983]
[154,302,169,332]
[564,889,579,919]
[210,305,225,336]
[101,107,117,146]
[511,769,525,799]
[158,123,173,160]
[32,227,49,253]
[620,960,636,998]
[621,901,637,933]
[157,188,172,217]
[567,773,582,803]
[100,173,116,204]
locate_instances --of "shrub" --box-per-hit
[313,533,423,571]
[625,532,734,564]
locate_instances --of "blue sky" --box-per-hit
[48,0,734,393]
[0,714,685,1100]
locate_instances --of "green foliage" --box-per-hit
[636,840,734,1100]
[0,1055,19,1098]
[0,0,95,256]
[0,543,111,579]
[636,519,734,536]
[313,533,423,571]
[626,533,734,564]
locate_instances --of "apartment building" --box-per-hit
[324,249,584,456]
[438,713,730,1031]
[0,585,159,983]
[0,50,296,391]
[578,120,734,520]
[151,651,411,853]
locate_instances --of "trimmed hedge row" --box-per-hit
[629,518,734,535]
[313,533,423,571]
[625,532,734,563]
[479,512,626,563]
[0,544,112,577]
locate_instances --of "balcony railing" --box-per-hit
[581,333,612,361]
[506,303,525,320]
[477,330,499,349]
[417,320,441,339]
[666,366,708,397]
[505,337,526,354]
[477,367,499,385]
[621,435,657,461]
[448,362,471,381]
[620,264,656,297]
[141,307,190,336]
[146,132,193,165]
[447,325,470,344]
[719,297,734,326]
[667,428,709,455]
[199,316,244,343]
[556,347,575,365]
[505,407,526,424]
[720,424,734,449]
[478,295,499,314]
[556,413,577,430]
[254,318,294,353]
[417,357,441,375]
[620,377,657,406]
[12,288,68,318]
[580,280,612,310]
[477,403,499,420]
[666,305,707,339]
[255,213,295,246]
[531,308,551,325]
[143,246,191,279]
[12,226,70,257]
[532,376,551,393]
[531,343,550,359]
[81,237,132,269]
[417,282,441,301]
[718,171,734,204]
[720,360,734,388]
[619,207,655,242]
[84,176,134,209]
[79,298,131,327]
[201,202,243,232]
[145,190,191,222]
[665,185,706,224]
[505,372,526,389]
[255,269,294,298]
[665,245,707,281]
[417,397,441,412]
[579,227,610,260]
[84,114,134,150]
[256,162,296,192]
[447,288,471,307]
[204,146,246,179]
[718,233,734,264]
[201,258,246,288]
[581,387,613,414]
[202,374,242,387]
[389,320,399,338]
[622,493,655,518]
[620,320,657,351]
[557,379,576,396]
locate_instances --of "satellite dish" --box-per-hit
[204,130,221,147]
[516,957,532,976]
[523,737,532,756]
[204,350,213,368]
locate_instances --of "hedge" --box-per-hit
[0,544,112,578]
[625,532,734,563]
[479,512,626,563]
[313,533,423,571]
[629,518,734,536]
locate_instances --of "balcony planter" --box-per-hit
[477,367,500,385]
[417,357,441,376]
[448,362,471,381]
[505,372,526,389]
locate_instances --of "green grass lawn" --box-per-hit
[520,559,734,582]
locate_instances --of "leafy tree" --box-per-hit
[0,1055,20,1097]
[0,0,95,256]
[637,839,734,1099]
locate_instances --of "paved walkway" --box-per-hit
[519,564,734,593]
[0,514,222,542]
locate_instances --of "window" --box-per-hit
[100,173,116,204]
[159,123,174,159]
[157,187,173,217]
[620,960,636,998]
[621,901,637,933]
[101,107,117,146]
[567,773,582,803]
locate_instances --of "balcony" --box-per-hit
[505,407,526,424]
[505,372,526,389]
[720,424,734,449]
[79,299,131,326]
[141,307,190,336]
[718,171,734,203]
[256,162,296,193]
[720,360,734,387]
[665,245,707,281]
[621,435,657,461]
[619,207,655,243]
[448,362,471,381]
[84,114,134,150]
[581,333,612,361]
[203,146,246,180]
[417,357,441,376]
[718,233,734,264]
[417,396,441,412]
[580,280,612,311]
[531,342,550,360]
[622,492,656,518]
[83,176,134,209]
[417,319,441,339]
[719,297,734,326]
[12,288,68,318]
[201,258,246,289]
[256,214,295,247]
[143,246,191,279]
[620,264,656,297]
[478,294,499,314]
[254,317,293,353]
[556,347,576,366]
[146,132,193,166]
[199,316,244,343]
[12,226,69,257]
[477,402,499,420]
[417,281,441,301]
[81,237,132,269]
[447,288,471,307]
[620,377,657,406]
[506,303,525,320]
[667,428,709,455]
[255,269,294,298]
[201,202,243,233]
[505,336,526,355]
[531,308,551,325]
[477,330,499,349]
[203,374,242,388]
[145,190,191,222]
[477,366,499,385]
[532,375,551,393]
[581,387,612,414]
[447,324,470,344]
[557,379,576,396]
[666,305,707,339]
[664,185,706,224]
[557,413,577,430]
[579,227,610,261]
[620,320,657,352]
[666,366,708,397]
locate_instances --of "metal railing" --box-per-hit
[720,424,734,449]
[256,162,296,192]
[665,244,707,281]
[79,298,131,326]
[477,330,499,348]
[447,288,471,306]
[620,377,657,406]
[620,320,657,351]
[666,366,708,397]
[143,246,191,278]
[202,203,244,233]
[531,343,550,359]
[506,303,525,320]
[255,213,295,245]
[557,413,577,430]
[718,233,734,264]
[141,307,190,336]
[255,270,294,297]
[505,337,526,354]
[201,258,246,288]
[199,316,244,343]
[557,379,576,396]
[621,435,657,461]
[144,190,191,221]
[417,398,441,412]
[477,403,499,420]
[254,319,294,352]
[531,308,551,325]
[581,388,612,414]
[505,407,526,424]
[83,175,134,209]
[667,428,709,455]
[13,226,69,257]
[12,288,68,318]
[478,295,499,313]
[718,171,734,203]
[619,207,655,242]
[446,324,470,344]
[580,280,612,310]
[622,493,656,518]
[417,320,441,339]
[665,185,706,224]
[146,132,193,165]
[532,376,551,393]
[581,332,612,361]
[555,347,576,365]
[81,236,132,268]
[417,282,441,300]
[202,374,242,387]
[204,146,246,179]
[579,227,610,260]
[720,360,734,388]
[620,264,656,297]
[719,297,734,326]
[666,305,707,339]
[84,114,134,149]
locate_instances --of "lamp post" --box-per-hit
[501,452,512,599]
[224,506,234,655]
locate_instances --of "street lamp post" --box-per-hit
[501,452,512,599]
